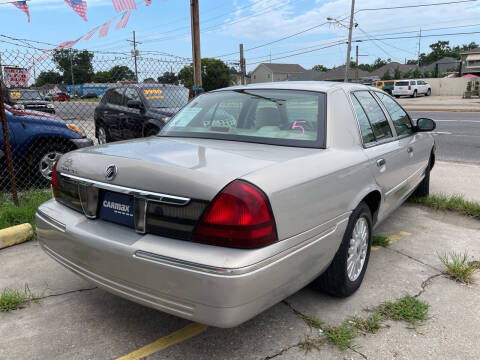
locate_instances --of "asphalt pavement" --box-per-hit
[409,111,480,164]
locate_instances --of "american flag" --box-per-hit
[144,0,151,6]
[99,18,114,38]
[82,26,100,41]
[64,0,87,21]
[112,0,136,13]
[115,10,131,30]
[12,1,30,23]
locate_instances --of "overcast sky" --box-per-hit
[1,0,480,71]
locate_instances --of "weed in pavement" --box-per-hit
[298,337,323,353]
[410,194,480,220]
[0,190,52,234]
[322,322,358,351]
[351,312,384,334]
[372,235,390,247]
[438,251,478,284]
[376,295,429,326]
[0,284,39,312]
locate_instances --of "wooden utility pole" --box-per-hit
[355,45,359,81]
[190,0,202,93]
[0,58,19,206]
[239,43,246,85]
[344,0,355,82]
[127,31,141,82]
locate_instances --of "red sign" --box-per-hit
[3,67,30,88]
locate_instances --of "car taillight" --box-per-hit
[192,180,277,249]
[408,85,411,90]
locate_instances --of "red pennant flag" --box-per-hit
[12,1,30,23]
[64,0,87,21]
[145,0,152,6]
[115,10,131,30]
[112,0,136,13]
[82,26,100,40]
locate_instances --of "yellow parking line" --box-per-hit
[372,231,411,251]
[116,322,208,360]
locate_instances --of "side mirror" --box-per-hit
[415,118,436,132]
[127,99,143,110]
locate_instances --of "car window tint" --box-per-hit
[108,88,124,106]
[351,95,375,143]
[162,90,324,147]
[124,88,140,104]
[410,81,416,85]
[353,91,393,140]
[376,92,413,136]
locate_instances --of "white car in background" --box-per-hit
[393,79,431,98]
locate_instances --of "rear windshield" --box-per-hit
[141,87,189,109]
[384,81,394,86]
[395,81,409,86]
[8,90,43,101]
[160,89,326,148]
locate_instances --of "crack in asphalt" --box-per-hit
[415,273,443,298]
[37,286,98,300]
[263,343,300,359]
[349,346,368,359]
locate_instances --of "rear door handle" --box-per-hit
[376,158,386,167]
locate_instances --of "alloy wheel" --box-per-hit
[346,217,369,282]
[39,151,63,181]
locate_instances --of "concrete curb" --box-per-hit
[0,223,33,250]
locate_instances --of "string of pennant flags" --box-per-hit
[9,0,155,23]
[5,0,166,65]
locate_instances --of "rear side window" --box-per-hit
[351,96,375,144]
[410,81,416,85]
[107,88,124,106]
[376,93,413,136]
[353,91,393,141]
[395,81,409,86]
[124,87,140,104]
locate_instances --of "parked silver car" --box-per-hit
[36,82,436,327]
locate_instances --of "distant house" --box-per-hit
[369,62,416,79]
[287,69,325,81]
[316,65,370,82]
[424,57,460,73]
[250,63,306,83]
[39,83,68,95]
[460,48,480,75]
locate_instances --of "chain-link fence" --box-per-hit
[0,48,212,201]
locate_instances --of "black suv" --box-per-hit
[3,87,55,114]
[94,83,189,143]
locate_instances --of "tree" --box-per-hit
[157,71,178,84]
[413,67,421,78]
[35,71,62,87]
[93,71,112,83]
[393,67,402,79]
[312,64,329,72]
[178,58,233,91]
[143,78,156,83]
[109,65,135,82]
[381,70,392,80]
[52,49,94,84]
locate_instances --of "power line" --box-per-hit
[355,0,478,13]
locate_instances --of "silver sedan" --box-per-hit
[36,82,436,327]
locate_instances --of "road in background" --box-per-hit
[410,111,479,164]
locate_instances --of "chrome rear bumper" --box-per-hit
[36,199,347,327]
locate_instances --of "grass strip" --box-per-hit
[0,189,52,235]
[372,235,390,247]
[376,295,429,326]
[410,194,480,220]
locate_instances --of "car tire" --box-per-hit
[144,126,160,137]
[97,124,111,144]
[315,201,373,297]
[413,158,432,197]
[426,89,431,96]
[30,143,67,186]
[411,90,417,98]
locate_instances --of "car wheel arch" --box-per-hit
[142,119,162,136]
[349,187,382,226]
[26,136,76,161]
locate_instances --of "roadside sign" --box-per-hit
[3,67,30,88]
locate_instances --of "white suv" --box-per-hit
[393,79,431,98]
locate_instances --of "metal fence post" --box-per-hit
[0,79,20,206]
